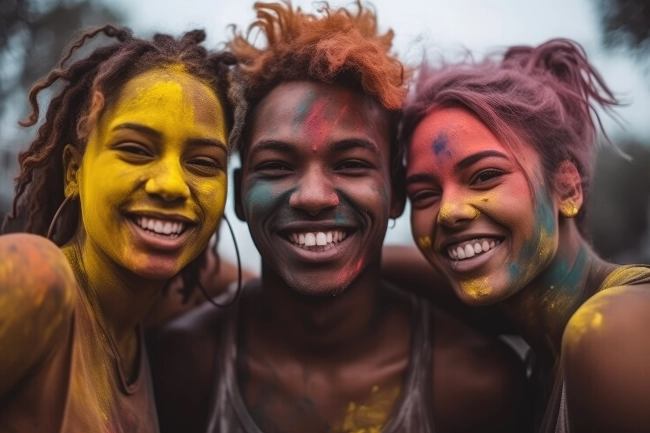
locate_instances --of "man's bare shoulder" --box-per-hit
[147,278,260,433]
[431,305,530,433]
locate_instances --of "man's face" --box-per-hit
[238,81,399,296]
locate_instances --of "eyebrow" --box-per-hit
[454,150,509,172]
[406,173,438,186]
[248,140,296,158]
[328,138,379,154]
[112,123,227,152]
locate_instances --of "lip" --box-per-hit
[277,220,357,233]
[440,236,507,274]
[126,209,197,224]
[438,232,505,252]
[277,231,356,264]
[126,216,195,252]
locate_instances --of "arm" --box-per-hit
[0,233,76,398]
[563,285,650,432]
[381,245,515,334]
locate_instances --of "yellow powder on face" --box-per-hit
[437,201,480,224]
[460,276,493,301]
[77,66,228,279]
[417,236,432,250]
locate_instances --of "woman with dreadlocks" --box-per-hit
[0,25,243,432]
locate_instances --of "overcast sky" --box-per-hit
[109,0,650,272]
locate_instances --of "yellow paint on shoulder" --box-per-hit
[564,301,605,345]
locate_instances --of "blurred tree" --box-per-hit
[0,0,123,220]
[595,0,650,57]
[588,139,650,262]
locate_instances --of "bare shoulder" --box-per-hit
[0,233,76,397]
[147,279,256,433]
[431,306,530,433]
[562,284,650,432]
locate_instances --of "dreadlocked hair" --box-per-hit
[3,25,246,302]
[229,0,408,187]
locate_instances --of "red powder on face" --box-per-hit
[304,100,349,152]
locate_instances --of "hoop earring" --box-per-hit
[388,218,396,229]
[197,214,243,308]
[47,195,75,241]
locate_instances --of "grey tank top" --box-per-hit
[205,294,436,433]
[540,265,650,433]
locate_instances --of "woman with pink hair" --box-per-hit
[401,39,650,432]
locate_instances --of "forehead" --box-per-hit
[105,67,224,129]
[247,81,390,156]
[410,107,507,158]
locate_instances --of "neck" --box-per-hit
[255,259,387,361]
[499,221,614,365]
[68,230,164,347]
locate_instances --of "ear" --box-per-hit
[233,168,246,222]
[390,164,407,219]
[555,160,583,218]
[62,144,81,199]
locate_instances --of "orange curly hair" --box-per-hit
[229,1,407,133]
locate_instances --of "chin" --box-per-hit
[284,274,353,298]
[454,278,509,307]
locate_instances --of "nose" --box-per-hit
[144,158,191,202]
[437,188,480,227]
[289,166,339,215]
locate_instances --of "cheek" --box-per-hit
[243,179,287,221]
[194,173,228,226]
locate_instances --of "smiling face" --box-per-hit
[238,81,399,296]
[407,107,560,305]
[70,67,228,280]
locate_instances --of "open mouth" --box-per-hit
[286,229,349,252]
[446,237,503,261]
[131,216,188,239]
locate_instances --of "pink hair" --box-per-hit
[401,38,621,235]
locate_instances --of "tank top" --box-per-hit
[539,265,650,433]
[0,245,159,433]
[205,292,436,433]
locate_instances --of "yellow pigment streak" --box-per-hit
[341,385,400,433]
[460,276,493,300]
[417,236,431,250]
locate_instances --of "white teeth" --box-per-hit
[448,238,502,261]
[289,229,348,248]
[135,216,185,236]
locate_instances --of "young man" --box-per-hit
[148,3,529,432]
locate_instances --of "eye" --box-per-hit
[114,142,152,157]
[409,189,441,208]
[335,159,373,172]
[472,169,504,185]
[254,161,293,176]
[187,157,222,175]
